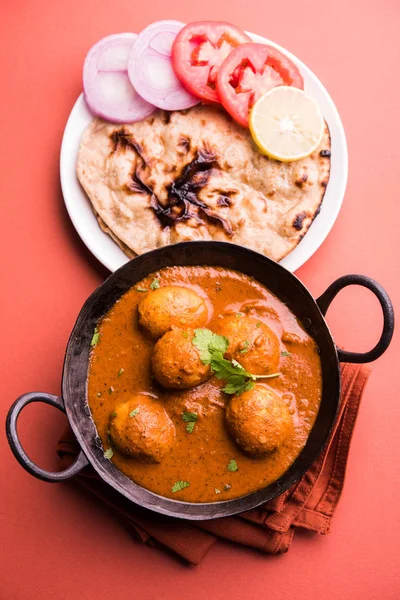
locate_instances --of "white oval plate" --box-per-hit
[60,31,347,273]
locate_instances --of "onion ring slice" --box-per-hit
[128,21,199,111]
[83,33,155,123]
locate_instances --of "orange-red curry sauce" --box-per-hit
[88,267,322,503]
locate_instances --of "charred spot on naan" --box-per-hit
[293,212,307,231]
[177,134,191,152]
[295,172,309,188]
[138,146,234,236]
[216,190,237,207]
[127,165,154,196]
[110,128,144,157]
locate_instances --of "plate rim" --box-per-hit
[60,31,348,273]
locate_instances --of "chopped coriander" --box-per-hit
[193,328,280,395]
[236,312,243,317]
[171,480,190,493]
[104,448,113,460]
[224,483,232,491]
[117,368,124,377]
[150,277,160,290]
[136,286,148,292]
[281,351,292,357]
[129,407,140,417]
[228,459,238,472]
[111,412,117,418]
[108,386,114,395]
[215,488,221,494]
[182,411,198,433]
[256,322,261,328]
[239,340,250,354]
[182,331,189,339]
[91,327,100,347]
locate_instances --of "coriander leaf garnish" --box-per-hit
[91,327,100,347]
[192,328,281,395]
[136,286,148,292]
[182,331,189,339]
[256,322,261,328]
[208,334,230,356]
[239,340,250,354]
[104,448,113,459]
[192,328,229,364]
[117,368,124,377]
[228,459,238,472]
[281,351,291,357]
[215,488,221,494]
[182,411,198,433]
[223,378,255,396]
[171,480,190,493]
[150,278,160,290]
[236,312,243,317]
[129,407,140,417]
[108,386,114,395]
[111,412,117,418]
[211,356,246,379]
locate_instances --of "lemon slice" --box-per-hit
[249,87,324,162]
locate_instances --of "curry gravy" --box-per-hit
[88,266,322,502]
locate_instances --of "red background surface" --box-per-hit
[1,1,399,598]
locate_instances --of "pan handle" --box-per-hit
[316,274,394,363]
[6,392,89,482]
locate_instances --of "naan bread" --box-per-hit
[77,105,330,261]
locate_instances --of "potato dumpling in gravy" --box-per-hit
[215,314,280,375]
[226,386,293,456]
[138,285,209,339]
[152,328,211,390]
[110,395,175,463]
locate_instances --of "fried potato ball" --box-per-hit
[109,395,175,462]
[152,328,211,389]
[226,385,293,456]
[138,285,209,339]
[215,315,280,375]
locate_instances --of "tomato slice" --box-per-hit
[217,43,304,127]
[171,21,251,103]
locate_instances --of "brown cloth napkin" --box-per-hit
[57,363,370,564]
